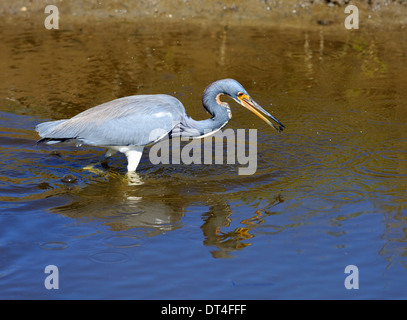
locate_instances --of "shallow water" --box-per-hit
[0,20,406,299]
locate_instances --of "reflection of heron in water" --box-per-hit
[36,79,284,172]
[51,173,284,258]
[52,174,185,236]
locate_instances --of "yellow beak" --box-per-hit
[237,94,285,132]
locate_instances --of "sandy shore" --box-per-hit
[0,0,406,29]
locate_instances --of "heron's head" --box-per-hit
[207,79,285,132]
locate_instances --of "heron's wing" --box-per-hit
[36,95,185,146]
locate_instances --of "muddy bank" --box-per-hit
[0,0,406,29]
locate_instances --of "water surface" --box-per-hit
[0,20,406,299]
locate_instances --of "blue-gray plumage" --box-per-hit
[36,79,284,172]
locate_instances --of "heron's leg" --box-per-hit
[124,147,144,172]
[105,148,118,158]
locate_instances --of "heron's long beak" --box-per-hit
[237,94,285,132]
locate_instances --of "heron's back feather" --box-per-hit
[36,94,186,146]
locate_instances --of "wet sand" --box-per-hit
[1,0,406,30]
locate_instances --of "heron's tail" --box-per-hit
[35,119,72,144]
[36,137,74,145]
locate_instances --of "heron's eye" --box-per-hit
[237,92,244,97]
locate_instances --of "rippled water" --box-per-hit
[0,19,406,299]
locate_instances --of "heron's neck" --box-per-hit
[182,94,231,138]
[185,117,229,137]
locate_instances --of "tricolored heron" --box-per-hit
[36,79,285,172]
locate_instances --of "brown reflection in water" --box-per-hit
[201,195,284,258]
